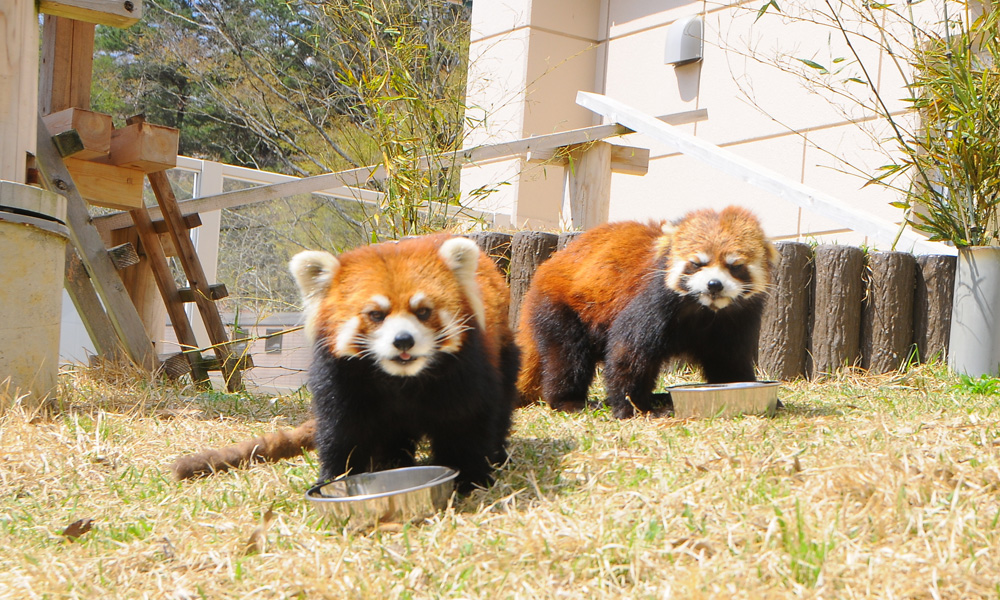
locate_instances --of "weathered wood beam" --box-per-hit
[35,114,157,371]
[63,158,145,210]
[92,123,636,231]
[38,0,142,27]
[63,244,124,362]
[39,16,95,115]
[527,143,650,176]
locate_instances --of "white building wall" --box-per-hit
[462,0,936,248]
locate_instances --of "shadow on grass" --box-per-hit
[485,435,579,505]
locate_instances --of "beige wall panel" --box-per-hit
[512,164,567,228]
[603,24,702,117]
[606,134,806,237]
[464,32,530,147]
[530,0,603,40]
[608,0,703,38]
[460,158,523,217]
[696,5,892,145]
[522,29,601,133]
[799,124,908,247]
[470,0,530,41]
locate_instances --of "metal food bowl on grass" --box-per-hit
[668,381,780,419]
[306,465,458,527]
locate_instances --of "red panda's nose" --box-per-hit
[707,279,724,294]
[393,332,415,351]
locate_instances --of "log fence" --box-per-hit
[468,233,958,381]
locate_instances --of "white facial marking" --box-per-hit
[410,292,428,311]
[370,295,390,311]
[685,265,743,310]
[334,317,361,356]
[369,314,436,376]
[746,262,769,295]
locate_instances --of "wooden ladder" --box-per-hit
[37,113,248,392]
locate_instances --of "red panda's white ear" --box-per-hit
[439,237,486,331]
[289,250,340,301]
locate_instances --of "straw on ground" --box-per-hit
[1,363,998,599]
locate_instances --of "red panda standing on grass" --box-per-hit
[172,234,519,492]
[516,206,778,419]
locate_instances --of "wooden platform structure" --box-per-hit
[1,0,247,391]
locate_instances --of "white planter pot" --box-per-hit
[948,246,1000,377]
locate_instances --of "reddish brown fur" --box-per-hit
[172,234,515,481]
[516,206,776,416]
[516,221,666,403]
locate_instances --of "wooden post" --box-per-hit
[39,15,95,115]
[1,0,39,183]
[508,231,558,329]
[758,242,813,380]
[913,255,956,363]
[566,142,612,230]
[557,231,582,251]
[809,245,864,377]
[466,231,512,280]
[860,251,916,373]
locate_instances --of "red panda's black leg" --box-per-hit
[603,347,662,419]
[532,302,598,412]
[430,429,499,492]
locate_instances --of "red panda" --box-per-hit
[516,206,778,419]
[172,234,519,491]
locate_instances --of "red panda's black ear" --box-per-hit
[289,251,340,301]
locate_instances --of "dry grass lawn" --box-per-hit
[2,363,999,599]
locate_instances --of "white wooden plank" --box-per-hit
[576,91,954,256]
[93,123,636,231]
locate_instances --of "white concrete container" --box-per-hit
[0,181,68,408]
[949,246,1000,377]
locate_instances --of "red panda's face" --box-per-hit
[289,237,485,378]
[664,207,776,311]
[329,285,471,377]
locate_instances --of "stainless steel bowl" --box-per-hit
[668,381,780,419]
[306,465,458,527]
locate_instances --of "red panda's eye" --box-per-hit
[415,307,432,321]
[683,261,702,275]
[729,263,751,282]
[367,310,386,323]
